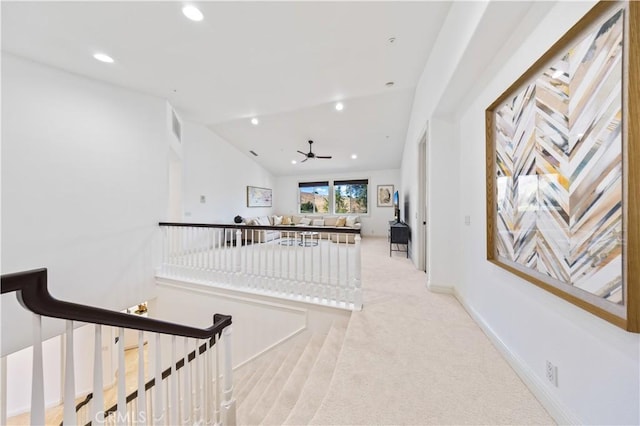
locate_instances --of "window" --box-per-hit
[298,181,330,214]
[334,179,368,214]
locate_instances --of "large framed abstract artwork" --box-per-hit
[485,1,639,331]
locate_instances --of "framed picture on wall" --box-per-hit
[247,186,272,207]
[377,185,394,207]
[485,1,639,332]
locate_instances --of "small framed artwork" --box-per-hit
[377,185,394,207]
[485,1,639,331]
[247,186,272,207]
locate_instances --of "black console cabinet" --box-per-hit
[389,221,409,257]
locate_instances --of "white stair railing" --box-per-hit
[158,222,363,311]
[1,268,235,426]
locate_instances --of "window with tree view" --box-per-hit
[334,179,368,214]
[298,181,330,214]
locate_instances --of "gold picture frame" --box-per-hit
[485,1,639,331]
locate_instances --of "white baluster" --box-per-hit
[137,331,146,424]
[220,328,236,426]
[209,228,215,276]
[170,336,178,426]
[31,314,45,426]
[1,356,7,426]
[215,339,221,426]
[154,334,164,426]
[317,234,323,301]
[295,232,300,298]
[353,234,363,309]
[199,228,205,272]
[205,339,212,426]
[182,338,192,425]
[235,229,242,285]
[63,320,77,425]
[117,328,126,426]
[193,341,202,423]
[92,325,105,424]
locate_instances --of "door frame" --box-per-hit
[417,125,429,276]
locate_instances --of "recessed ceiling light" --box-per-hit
[335,102,344,111]
[385,81,394,87]
[291,160,297,165]
[388,37,396,44]
[93,53,114,63]
[351,154,357,159]
[182,5,204,21]
[251,118,259,125]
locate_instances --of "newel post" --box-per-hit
[353,234,363,310]
[220,327,236,425]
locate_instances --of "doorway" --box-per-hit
[417,130,428,275]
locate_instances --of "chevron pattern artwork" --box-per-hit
[494,8,624,305]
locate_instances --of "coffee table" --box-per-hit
[299,231,319,247]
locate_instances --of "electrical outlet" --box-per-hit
[200,195,206,203]
[546,360,558,387]
[464,215,471,225]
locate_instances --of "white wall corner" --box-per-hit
[452,288,583,426]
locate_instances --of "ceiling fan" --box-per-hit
[297,140,332,162]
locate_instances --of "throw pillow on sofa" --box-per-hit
[346,216,358,227]
[312,219,325,226]
[273,215,283,225]
[323,216,338,226]
[300,217,311,225]
[282,216,292,225]
[336,217,347,227]
[256,216,271,226]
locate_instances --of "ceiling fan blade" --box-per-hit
[316,156,332,159]
[301,157,308,163]
[297,150,308,156]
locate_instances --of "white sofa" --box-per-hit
[242,214,362,243]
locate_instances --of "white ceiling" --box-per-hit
[1,1,452,176]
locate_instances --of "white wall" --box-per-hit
[399,2,487,273]
[181,121,274,223]
[425,117,460,289]
[401,1,640,424]
[151,280,349,369]
[1,53,171,414]
[274,169,400,237]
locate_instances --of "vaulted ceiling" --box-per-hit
[2,1,452,176]
[2,2,547,177]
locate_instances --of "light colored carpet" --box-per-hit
[309,237,554,425]
[282,320,348,425]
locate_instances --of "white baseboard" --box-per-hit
[452,288,582,425]
[426,282,454,294]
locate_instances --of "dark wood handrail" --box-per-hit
[1,268,232,339]
[159,222,361,234]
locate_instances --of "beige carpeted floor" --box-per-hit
[310,237,554,425]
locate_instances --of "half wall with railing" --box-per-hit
[1,268,235,425]
[157,223,363,311]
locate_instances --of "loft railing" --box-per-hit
[157,222,363,311]
[1,268,235,425]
